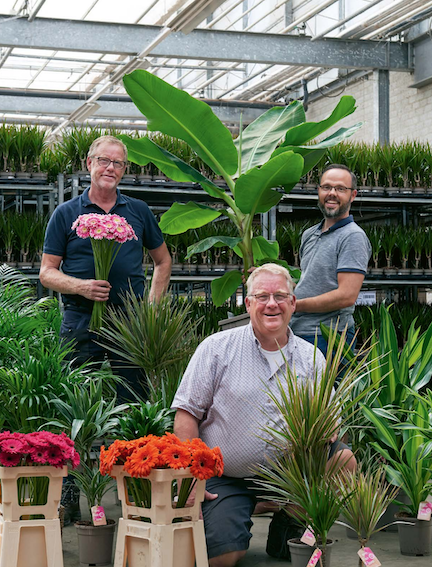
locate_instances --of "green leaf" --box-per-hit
[211,270,243,307]
[186,236,242,259]
[234,102,305,175]
[252,237,279,261]
[235,151,304,215]
[159,202,222,235]
[123,70,238,176]
[361,404,399,452]
[281,95,357,147]
[118,134,226,200]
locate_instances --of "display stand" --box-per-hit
[112,466,208,567]
[0,466,67,567]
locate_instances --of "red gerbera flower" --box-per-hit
[0,451,21,467]
[161,444,191,470]
[124,443,160,478]
[190,448,217,480]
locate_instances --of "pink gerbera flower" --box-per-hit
[0,451,21,467]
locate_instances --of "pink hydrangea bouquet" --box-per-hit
[72,213,138,330]
[0,431,80,510]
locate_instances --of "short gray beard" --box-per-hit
[318,199,351,219]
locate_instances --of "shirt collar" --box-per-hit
[249,322,295,354]
[319,214,353,234]
[82,187,127,209]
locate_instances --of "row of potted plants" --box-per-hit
[2,121,432,191]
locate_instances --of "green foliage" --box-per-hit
[98,288,201,406]
[70,462,114,520]
[121,70,360,305]
[115,400,175,440]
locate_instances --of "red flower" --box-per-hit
[0,437,26,454]
[0,451,21,467]
[124,443,160,477]
[161,444,191,469]
[190,449,217,480]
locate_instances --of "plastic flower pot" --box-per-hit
[75,520,116,567]
[288,538,334,567]
[397,515,432,556]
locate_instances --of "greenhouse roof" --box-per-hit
[0,0,431,135]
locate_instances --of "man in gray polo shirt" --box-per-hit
[172,263,355,567]
[290,164,371,355]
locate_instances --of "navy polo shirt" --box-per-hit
[43,188,164,312]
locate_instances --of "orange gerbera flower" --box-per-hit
[124,443,160,477]
[190,448,217,480]
[161,444,192,470]
[164,432,181,445]
[100,440,130,475]
[212,446,224,477]
[189,438,207,451]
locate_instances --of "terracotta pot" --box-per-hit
[76,520,116,566]
[397,516,432,556]
[288,538,334,567]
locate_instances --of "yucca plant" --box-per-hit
[364,225,382,270]
[355,142,371,187]
[410,141,428,188]
[0,123,16,171]
[12,125,33,173]
[378,142,400,188]
[396,225,413,270]
[424,226,432,271]
[98,288,201,405]
[397,141,414,189]
[381,225,398,269]
[28,125,48,173]
[0,212,17,263]
[369,142,383,187]
[412,226,425,271]
[278,221,310,267]
[10,211,37,263]
[336,468,399,558]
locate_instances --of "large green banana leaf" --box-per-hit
[211,270,243,307]
[185,236,242,259]
[235,151,304,215]
[118,134,226,200]
[159,202,222,234]
[123,70,238,177]
[234,102,305,175]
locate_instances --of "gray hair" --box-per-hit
[246,263,294,295]
[87,135,128,161]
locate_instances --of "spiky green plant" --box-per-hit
[412,226,425,269]
[364,225,383,269]
[355,142,371,187]
[396,225,413,270]
[336,468,399,558]
[381,225,398,268]
[114,399,175,440]
[70,461,114,521]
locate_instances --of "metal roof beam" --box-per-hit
[0,89,271,125]
[0,15,412,71]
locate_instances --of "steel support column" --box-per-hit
[373,69,390,145]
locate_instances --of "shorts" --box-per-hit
[202,439,349,559]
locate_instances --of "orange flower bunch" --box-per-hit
[100,433,223,480]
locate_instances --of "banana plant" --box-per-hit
[118,70,361,305]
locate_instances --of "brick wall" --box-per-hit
[305,72,432,143]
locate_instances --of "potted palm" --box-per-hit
[71,462,116,567]
[382,225,398,276]
[364,225,383,275]
[396,225,413,275]
[411,227,425,276]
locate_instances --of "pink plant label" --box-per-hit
[358,547,381,567]
[426,494,432,504]
[417,501,432,521]
[306,548,322,567]
[301,526,316,546]
[91,505,107,526]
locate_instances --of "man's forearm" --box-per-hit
[295,290,354,313]
[39,266,111,302]
[149,258,172,302]
[174,409,200,442]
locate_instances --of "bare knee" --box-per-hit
[328,448,357,474]
[209,550,247,567]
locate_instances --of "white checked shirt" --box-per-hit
[172,323,325,478]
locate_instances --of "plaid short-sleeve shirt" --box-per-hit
[172,323,325,478]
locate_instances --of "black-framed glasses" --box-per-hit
[250,293,292,304]
[92,156,126,170]
[319,184,352,194]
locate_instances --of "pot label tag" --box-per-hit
[301,526,316,546]
[417,501,432,521]
[426,494,432,503]
[358,547,381,567]
[91,505,107,526]
[306,548,322,567]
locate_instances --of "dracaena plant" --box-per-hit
[118,70,361,305]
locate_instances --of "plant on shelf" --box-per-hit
[412,227,425,274]
[10,211,37,265]
[381,225,398,273]
[355,142,371,188]
[396,225,413,272]
[118,70,361,305]
[379,142,400,189]
[424,226,432,273]
[364,225,383,272]
[0,123,15,173]
[336,467,399,559]
[369,142,384,188]
[0,212,17,264]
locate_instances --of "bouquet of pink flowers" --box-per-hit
[72,213,138,330]
[0,431,80,468]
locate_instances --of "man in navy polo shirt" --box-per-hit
[39,135,172,398]
[290,164,371,355]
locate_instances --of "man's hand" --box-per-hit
[79,279,111,302]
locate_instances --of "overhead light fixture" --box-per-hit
[69,102,101,123]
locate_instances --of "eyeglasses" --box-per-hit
[319,184,352,194]
[250,293,292,304]
[92,156,126,170]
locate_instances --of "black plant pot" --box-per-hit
[397,516,432,556]
[75,520,116,566]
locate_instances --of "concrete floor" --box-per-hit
[62,490,432,566]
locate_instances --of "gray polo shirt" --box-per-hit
[172,323,325,478]
[290,215,371,336]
